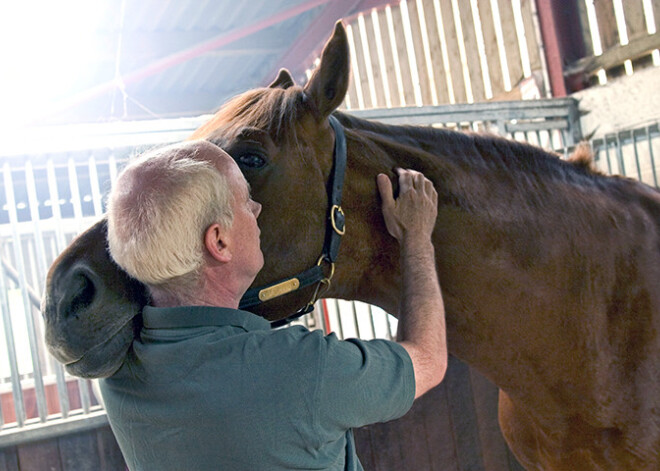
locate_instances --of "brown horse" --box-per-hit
[42,22,659,470]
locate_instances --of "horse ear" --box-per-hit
[269,68,295,89]
[303,21,350,120]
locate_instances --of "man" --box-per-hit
[101,139,447,470]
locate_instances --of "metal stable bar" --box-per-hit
[591,123,660,188]
[88,155,104,217]
[3,163,48,423]
[349,301,361,339]
[46,157,72,419]
[0,260,25,428]
[26,160,73,420]
[647,126,658,187]
[631,131,643,183]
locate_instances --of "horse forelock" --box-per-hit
[214,87,304,145]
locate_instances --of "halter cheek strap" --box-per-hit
[238,115,347,327]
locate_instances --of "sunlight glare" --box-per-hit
[0,0,105,128]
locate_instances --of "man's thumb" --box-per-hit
[377,174,394,205]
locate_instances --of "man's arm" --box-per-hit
[377,169,447,398]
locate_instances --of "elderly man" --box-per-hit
[100,140,447,470]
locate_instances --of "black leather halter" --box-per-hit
[239,115,347,328]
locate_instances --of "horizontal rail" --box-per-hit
[351,98,579,122]
[1,99,581,158]
[0,408,107,449]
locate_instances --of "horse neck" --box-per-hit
[336,113,614,400]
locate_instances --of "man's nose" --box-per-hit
[253,201,262,217]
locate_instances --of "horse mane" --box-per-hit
[334,111,606,187]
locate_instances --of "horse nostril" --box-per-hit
[62,269,97,320]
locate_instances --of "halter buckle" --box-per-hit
[330,205,345,236]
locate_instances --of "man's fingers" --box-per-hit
[398,170,413,195]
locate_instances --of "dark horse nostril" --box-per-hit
[60,268,97,320]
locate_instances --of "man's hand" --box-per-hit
[377,169,438,243]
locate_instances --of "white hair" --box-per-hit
[107,141,233,303]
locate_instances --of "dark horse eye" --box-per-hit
[236,153,266,169]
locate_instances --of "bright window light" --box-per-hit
[0,1,104,128]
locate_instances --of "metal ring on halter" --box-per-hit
[316,254,335,281]
[306,277,331,311]
[330,205,345,236]
[302,255,336,310]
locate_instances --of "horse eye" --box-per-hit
[236,153,266,169]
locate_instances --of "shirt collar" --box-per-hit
[142,305,270,332]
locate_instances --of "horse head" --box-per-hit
[190,21,397,319]
[42,22,390,376]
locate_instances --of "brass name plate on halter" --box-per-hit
[258,278,301,302]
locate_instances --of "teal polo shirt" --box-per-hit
[100,305,414,471]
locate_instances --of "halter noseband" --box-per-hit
[239,115,347,328]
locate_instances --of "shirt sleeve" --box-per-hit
[311,331,415,434]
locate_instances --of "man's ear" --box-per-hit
[204,223,232,263]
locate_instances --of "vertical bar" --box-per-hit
[612,0,634,75]
[604,137,614,174]
[413,0,440,104]
[370,9,394,108]
[594,0,621,51]
[400,0,425,106]
[496,0,525,89]
[333,299,345,339]
[439,0,468,102]
[350,301,362,338]
[366,304,379,340]
[646,125,658,187]
[46,159,67,251]
[320,299,332,334]
[584,0,609,84]
[52,359,71,418]
[24,161,48,300]
[450,0,475,103]
[109,153,120,188]
[632,130,643,182]
[386,5,412,106]
[0,261,26,427]
[622,0,647,40]
[45,158,72,417]
[346,24,366,110]
[470,0,494,100]
[535,130,543,148]
[519,0,542,75]
[357,14,379,108]
[3,163,48,422]
[476,0,505,97]
[615,132,626,177]
[24,160,54,421]
[67,157,85,233]
[362,11,387,109]
[88,154,104,217]
[534,0,568,95]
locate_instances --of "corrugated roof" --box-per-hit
[1,0,394,126]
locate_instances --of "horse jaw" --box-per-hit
[42,218,147,378]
